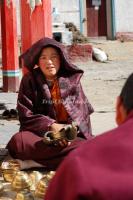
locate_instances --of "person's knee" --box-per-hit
[7,132,23,158]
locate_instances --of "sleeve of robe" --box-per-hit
[44,153,90,200]
[17,73,56,135]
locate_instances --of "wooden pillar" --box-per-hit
[1,0,19,92]
[20,0,52,74]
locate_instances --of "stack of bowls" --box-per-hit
[29,171,43,191]
[34,176,49,198]
[34,171,55,198]
[0,160,20,182]
[11,171,32,191]
[46,171,55,181]
[15,190,34,200]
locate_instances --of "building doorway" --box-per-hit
[86,0,107,37]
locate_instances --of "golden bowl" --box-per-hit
[15,189,34,200]
[0,160,20,182]
[29,171,43,191]
[1,160,20,170]
[11,171,32,191]
[34,176,49,198]
[2,168,17,182]
[46,171,55,181]
[0,182,4,194]
[7,160,20,170]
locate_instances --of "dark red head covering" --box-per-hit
[20,37,83,76]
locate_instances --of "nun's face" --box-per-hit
[38,47,61,80]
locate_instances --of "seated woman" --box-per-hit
[7,37,94,170]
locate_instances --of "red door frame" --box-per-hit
[86,0,107,37]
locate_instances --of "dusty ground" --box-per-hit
[0,40,133,146]
[76,40,133,135]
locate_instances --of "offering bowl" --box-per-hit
[46,171,55,180]
[34,176,49,198]
[11,171,32,191]
[15,189,34,200]
[0,160,20,182]
[29,171,43,191]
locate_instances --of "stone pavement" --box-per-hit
[0,92,19,147]
[75,39,133,135]
[0,39,133,147]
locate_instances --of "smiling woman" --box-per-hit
[6,37,94,171]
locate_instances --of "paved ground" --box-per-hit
[80,39,133,135]
[0,39,133,146]
[0,92,19,146]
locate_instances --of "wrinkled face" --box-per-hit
[38,47,61,79]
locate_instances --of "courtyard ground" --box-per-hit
[79,39,133,135]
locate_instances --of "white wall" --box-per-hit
[52,0,80,30]
[16,0,21,36]
[115,0,133,32]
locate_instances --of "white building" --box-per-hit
[1,0,133,41]
[52,0,133,40]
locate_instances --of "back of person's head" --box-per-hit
[120,73,133,114]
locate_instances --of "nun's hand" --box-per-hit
[50,123,65,133]
[54,139,71,148]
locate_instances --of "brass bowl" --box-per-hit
[46,171,55,181]
[15,189,34,200]
[0,160,20,182]
[29,171,43,191]
[11,171,32,191]
[43,123,78,145]
[34,176,49,198]
[6,160,20,170]
[2,168,17,182]
[1,160,20,170]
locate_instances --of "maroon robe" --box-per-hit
[7,37,93,170]
[45,111,133,200]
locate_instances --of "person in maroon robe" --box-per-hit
[45,73,133,200]
[6,37,94,170]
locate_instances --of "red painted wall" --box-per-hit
[20,0,52,53]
